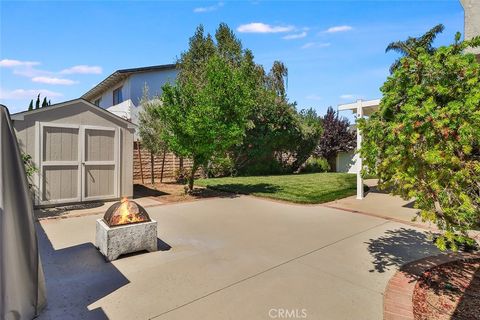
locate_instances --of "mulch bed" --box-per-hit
[413,258,480,320]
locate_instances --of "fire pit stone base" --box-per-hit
[95,219,157,261]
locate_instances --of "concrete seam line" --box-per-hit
[149,220,391,319]
[321,204,438,232]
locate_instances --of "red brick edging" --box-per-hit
[383,252,480,320]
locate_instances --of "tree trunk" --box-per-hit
[327,155,336,172]
[187,164,197,193]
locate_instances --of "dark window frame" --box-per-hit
[113,86,123,105]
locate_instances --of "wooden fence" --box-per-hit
[133,142,193,183]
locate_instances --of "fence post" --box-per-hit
[160,147,166,183]
[150,152,155,185]
[137,141,144,184]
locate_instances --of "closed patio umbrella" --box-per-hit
[0,105,46,319]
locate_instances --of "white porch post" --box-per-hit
[356,100,364,199]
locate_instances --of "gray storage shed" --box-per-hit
[11,99,135,206]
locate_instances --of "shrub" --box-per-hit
[22,153,37,190]
[203,156,235,178]
[358,32,480,250]
[300,157,330,173]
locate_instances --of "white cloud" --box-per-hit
[32,76,77,85]
[12,68,46,78]
[282,31,307,40]
[237,22,294,33]
[325,25,353,33]
[60,65,102,75]
[1,59,45,78]
[301,42,330,49]
[0,88,63,100]
[193,2,224,13]
[0,59,40,68]
[306,94,322,101]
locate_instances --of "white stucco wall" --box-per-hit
[128,69,178,105]
[94,79,131,109]
[91,69,178,111]
[336,151,358,173]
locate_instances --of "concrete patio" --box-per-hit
[324,179,435,230]
[37,196,440,320]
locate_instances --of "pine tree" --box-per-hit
[35,94,40,109]
[28,99,34,111]
[42,97,48,108]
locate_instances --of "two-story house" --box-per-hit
[81,64,177,127]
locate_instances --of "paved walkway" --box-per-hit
[37,196,440,320]
[325,179,435,230]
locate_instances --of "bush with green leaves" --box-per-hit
[358,32,480,250]
[300,157,330,173]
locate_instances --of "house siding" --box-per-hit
[89,69,178,109]
[128,69,178,105]
[92,78,131,109]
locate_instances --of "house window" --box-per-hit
[94,98,101,107]
[113,86,123,105]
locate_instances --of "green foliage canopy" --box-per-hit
[359,33,480,250]
[158,27,253,190]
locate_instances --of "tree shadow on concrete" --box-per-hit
[205,183,281,196]
[365,227,440,273]
[364,184,389,195]
[402,200,417,209]
[36,223,129,320]
[134,184,169,198]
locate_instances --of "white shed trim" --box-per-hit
[11,98,137,129]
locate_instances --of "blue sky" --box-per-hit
[0,0,464,118]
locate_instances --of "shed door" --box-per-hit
[40,123,82,204]
[39,123,119,205]
[82,126,119,201]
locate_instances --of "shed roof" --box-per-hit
[81,64,176,101]
[11,98,136,128]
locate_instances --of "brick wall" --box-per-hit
[133,142,193,183]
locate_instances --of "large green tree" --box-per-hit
[141,23,321,185]
[160,56,251,191]
[359,32,480,250]
[230,49,322,175]
[157,25,253,191]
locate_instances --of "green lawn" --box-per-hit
[196,173,357,204]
